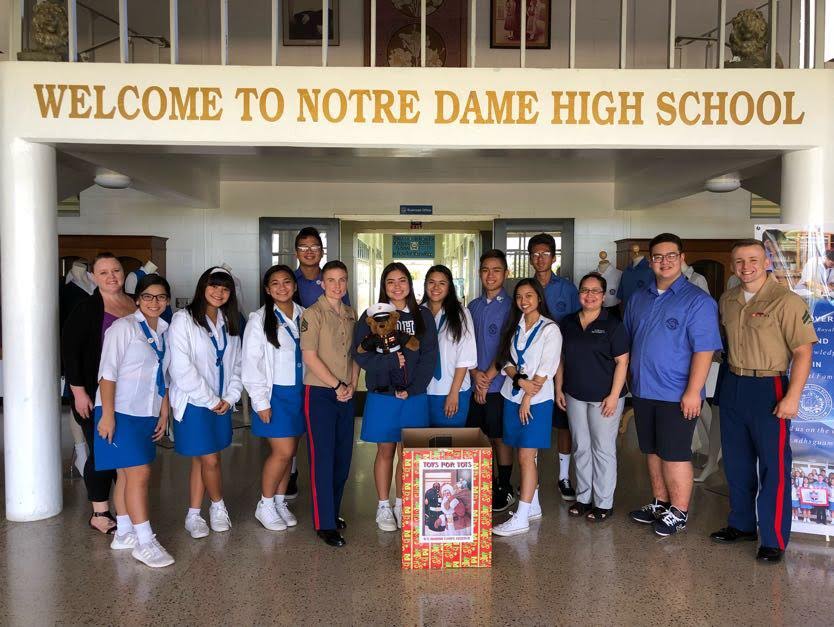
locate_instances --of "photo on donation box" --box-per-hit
[755,224,834,537]
[420,459,474,543]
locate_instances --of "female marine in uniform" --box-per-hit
[353,262,439,532]
[421,265,477,427]
[493,279,562,537]
[94,274,174,568]
[242,265,305,532]
[169,267,243,539]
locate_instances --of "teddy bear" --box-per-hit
[357,303,420,391]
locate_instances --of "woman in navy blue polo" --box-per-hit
[353,262,438,533]
[555,272,629,522]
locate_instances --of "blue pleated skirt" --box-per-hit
[361,392,429,443]
[250,384,306,439]
[173,403,233,456]
[502,399,553,449]
[427,389,472,428]
[93,407,157,470]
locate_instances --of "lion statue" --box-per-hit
[18,0,68,61]
[725,9,783,68]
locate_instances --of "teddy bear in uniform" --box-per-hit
[358,302,420,392]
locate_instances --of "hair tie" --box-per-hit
[210,267,232,276]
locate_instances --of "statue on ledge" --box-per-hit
[18,0,68,62]
[725,8,783,69]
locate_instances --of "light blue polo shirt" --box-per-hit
[540,273,580,322]
[468,289,512,394]
[624,274,722,402]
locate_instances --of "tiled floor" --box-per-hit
[1,409,833,626]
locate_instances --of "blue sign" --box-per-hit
[392,235,435,259]
[793,300,834,461]
[400,205,433,216]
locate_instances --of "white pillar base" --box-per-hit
[1,139,62,521]
[781,148,825,226]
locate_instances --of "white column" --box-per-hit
[667,0,676,68]
[520,0,526,68]
[1,140,62,522]
[619,0,628,69]
[469,0,476,68]
[420,0,426,67]
[781,148,825,226]
[271,0,280,66]
[170,0,179,64]
[67,0,78,62]
[370,0,377,66]
[118,0,129,62]
[321,0,329,66]
[568,0,576,68]
[717,0,726,68]
[220,0,229,65]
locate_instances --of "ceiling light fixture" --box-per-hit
[94,168,131,189]
[705,171,740,193]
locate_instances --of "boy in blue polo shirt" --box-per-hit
[467,249,515,512]
[624,233,722,537]
[529,233,580,501]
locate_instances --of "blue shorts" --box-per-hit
[502,399,553,449]
[93,407,157,471]
[250,384,305,439]
[361,392,429,443]
[427,389,472,428]
[801,503,813,510]
[173,403,233,456]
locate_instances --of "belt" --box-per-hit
[730,366,786,377]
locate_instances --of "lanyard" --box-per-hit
[208,322,228,397]
[433,313,446,381]
[513,319,544,373]
[275,308,303,381]
[137,319,166,398]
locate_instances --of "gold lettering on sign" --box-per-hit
[117,85,140,120]
[236,87,258,121]
[259,87,284,122]
[435,90,458,124]
[348,89,372,123]
[619,91,644,125]
[323,88,347,123]
[372,90,396,123]
[141,86,166,121]
[655,91,676,125]
[169,87,201,121]
[201,87,223,121]
[783,91,804,124]
[728,91,754,125]
[757,90,781,125]
[702,91,728,125]
[93,85,116,119]
[33,84,68,117]
[68,84,92,119]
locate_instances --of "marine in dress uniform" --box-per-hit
[710,239,817,562]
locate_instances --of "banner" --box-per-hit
[754,224,834,537]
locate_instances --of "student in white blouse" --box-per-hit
[492,278,562,537]
[243,265,306,532]
[94,274,173,568]
[169,267,243,539]
[421,265,478,427]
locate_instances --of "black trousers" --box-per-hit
[75,411,116,503]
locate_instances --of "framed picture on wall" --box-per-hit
[364,0,467,67]
[490,0,551,49]
[283,0,340,46]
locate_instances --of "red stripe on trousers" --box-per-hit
[773,376,786,551]
[303,385,321,530]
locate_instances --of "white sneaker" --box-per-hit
[209,503,232,533]
[376,505,397,532]
[275,501,298,527]
[528,503,542,521]
[110,531,137,550]
[132,536,175,568]
[255,500,287,531]
[184,513,210,539]
[492,512,530,537]
[393,505,403,529]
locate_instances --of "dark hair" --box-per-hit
[731,238,767,254]
[763,228,786,244]
[527,233,556,255]
[134,274,171,302]
[378,262,426,337]
[649,233,683,254]
[495,278,551,370]
[826,249,834,264]
[420,265,468,343]
[186,267,241,336]
[262,264,297,349]
[321,259,347,277]
[579,271,607,293]
[92,251,119,270]
[479,248,508,270]
[295,227,323,249]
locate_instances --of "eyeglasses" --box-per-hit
[650,252,680,263]
[530,251,554,260]
[578,288,604,295]
[139,293,169,303]
[296,245,322,254]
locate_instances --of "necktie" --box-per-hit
[433,313,446,381]
[275,308,302,385]
[512,319,544,394]
[137,319,166,398]
[208,322,228,397]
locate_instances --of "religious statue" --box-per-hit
[18,0,69,62]
[724,8,783,68]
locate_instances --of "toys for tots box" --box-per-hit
[401,428,492,570]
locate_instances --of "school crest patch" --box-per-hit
[665,318,679,330]
[488,323,498,335]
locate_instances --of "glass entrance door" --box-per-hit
[493,219,575,292]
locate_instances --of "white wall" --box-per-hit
[61,181,755,310]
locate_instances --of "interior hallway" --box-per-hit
[1,409,833,626]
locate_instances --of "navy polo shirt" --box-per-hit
[624,274,722,402]
[294,268,351,308]
[559,310,629,403]
[468,289,512,394]
[540,273,580,322]
[617,257,653,304]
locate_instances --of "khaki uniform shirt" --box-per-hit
[719,276,818,373]
[300,294,356,387]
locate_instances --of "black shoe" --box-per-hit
[629,500,668,524]
[493,486,516,513]
[756,546,784,562]
[286,471,299,501]
[568,501,593,517]
[710,526,758,544]
[558,479,576,502]
[336,517,347,530]
[317,529,346,547]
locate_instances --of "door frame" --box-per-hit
[258,217,341,281]
[493,218,576,281]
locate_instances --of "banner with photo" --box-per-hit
[754,224,834,536]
